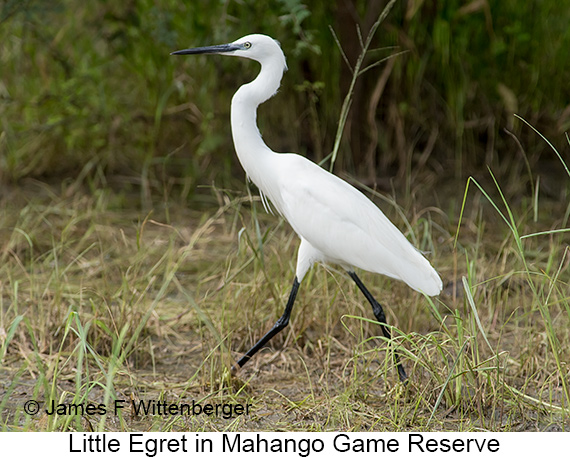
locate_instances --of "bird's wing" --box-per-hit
[275,154,442,296]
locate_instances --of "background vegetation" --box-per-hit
[1,0,569,432]
[2,0,569,189]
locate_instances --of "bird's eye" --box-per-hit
[243,41,252,49]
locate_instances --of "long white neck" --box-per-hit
[230,58,285,190]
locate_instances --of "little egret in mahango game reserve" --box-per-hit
[172,34,442,382]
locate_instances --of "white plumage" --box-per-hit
[172,34,442,380]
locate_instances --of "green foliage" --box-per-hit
[0,0,330,193]
[393,0,570,175]
[2,1,567,196]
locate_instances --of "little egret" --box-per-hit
[172,34,442,382]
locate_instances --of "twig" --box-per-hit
[325,0,398,172]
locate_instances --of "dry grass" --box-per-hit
[1,155,569,432]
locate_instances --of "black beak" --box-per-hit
[170,43,240,56]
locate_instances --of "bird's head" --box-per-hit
[171,34,287,72]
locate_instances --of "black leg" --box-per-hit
[348,271,408,383]
[233,277,300,371]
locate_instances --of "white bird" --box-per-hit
[172,34,442,381]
